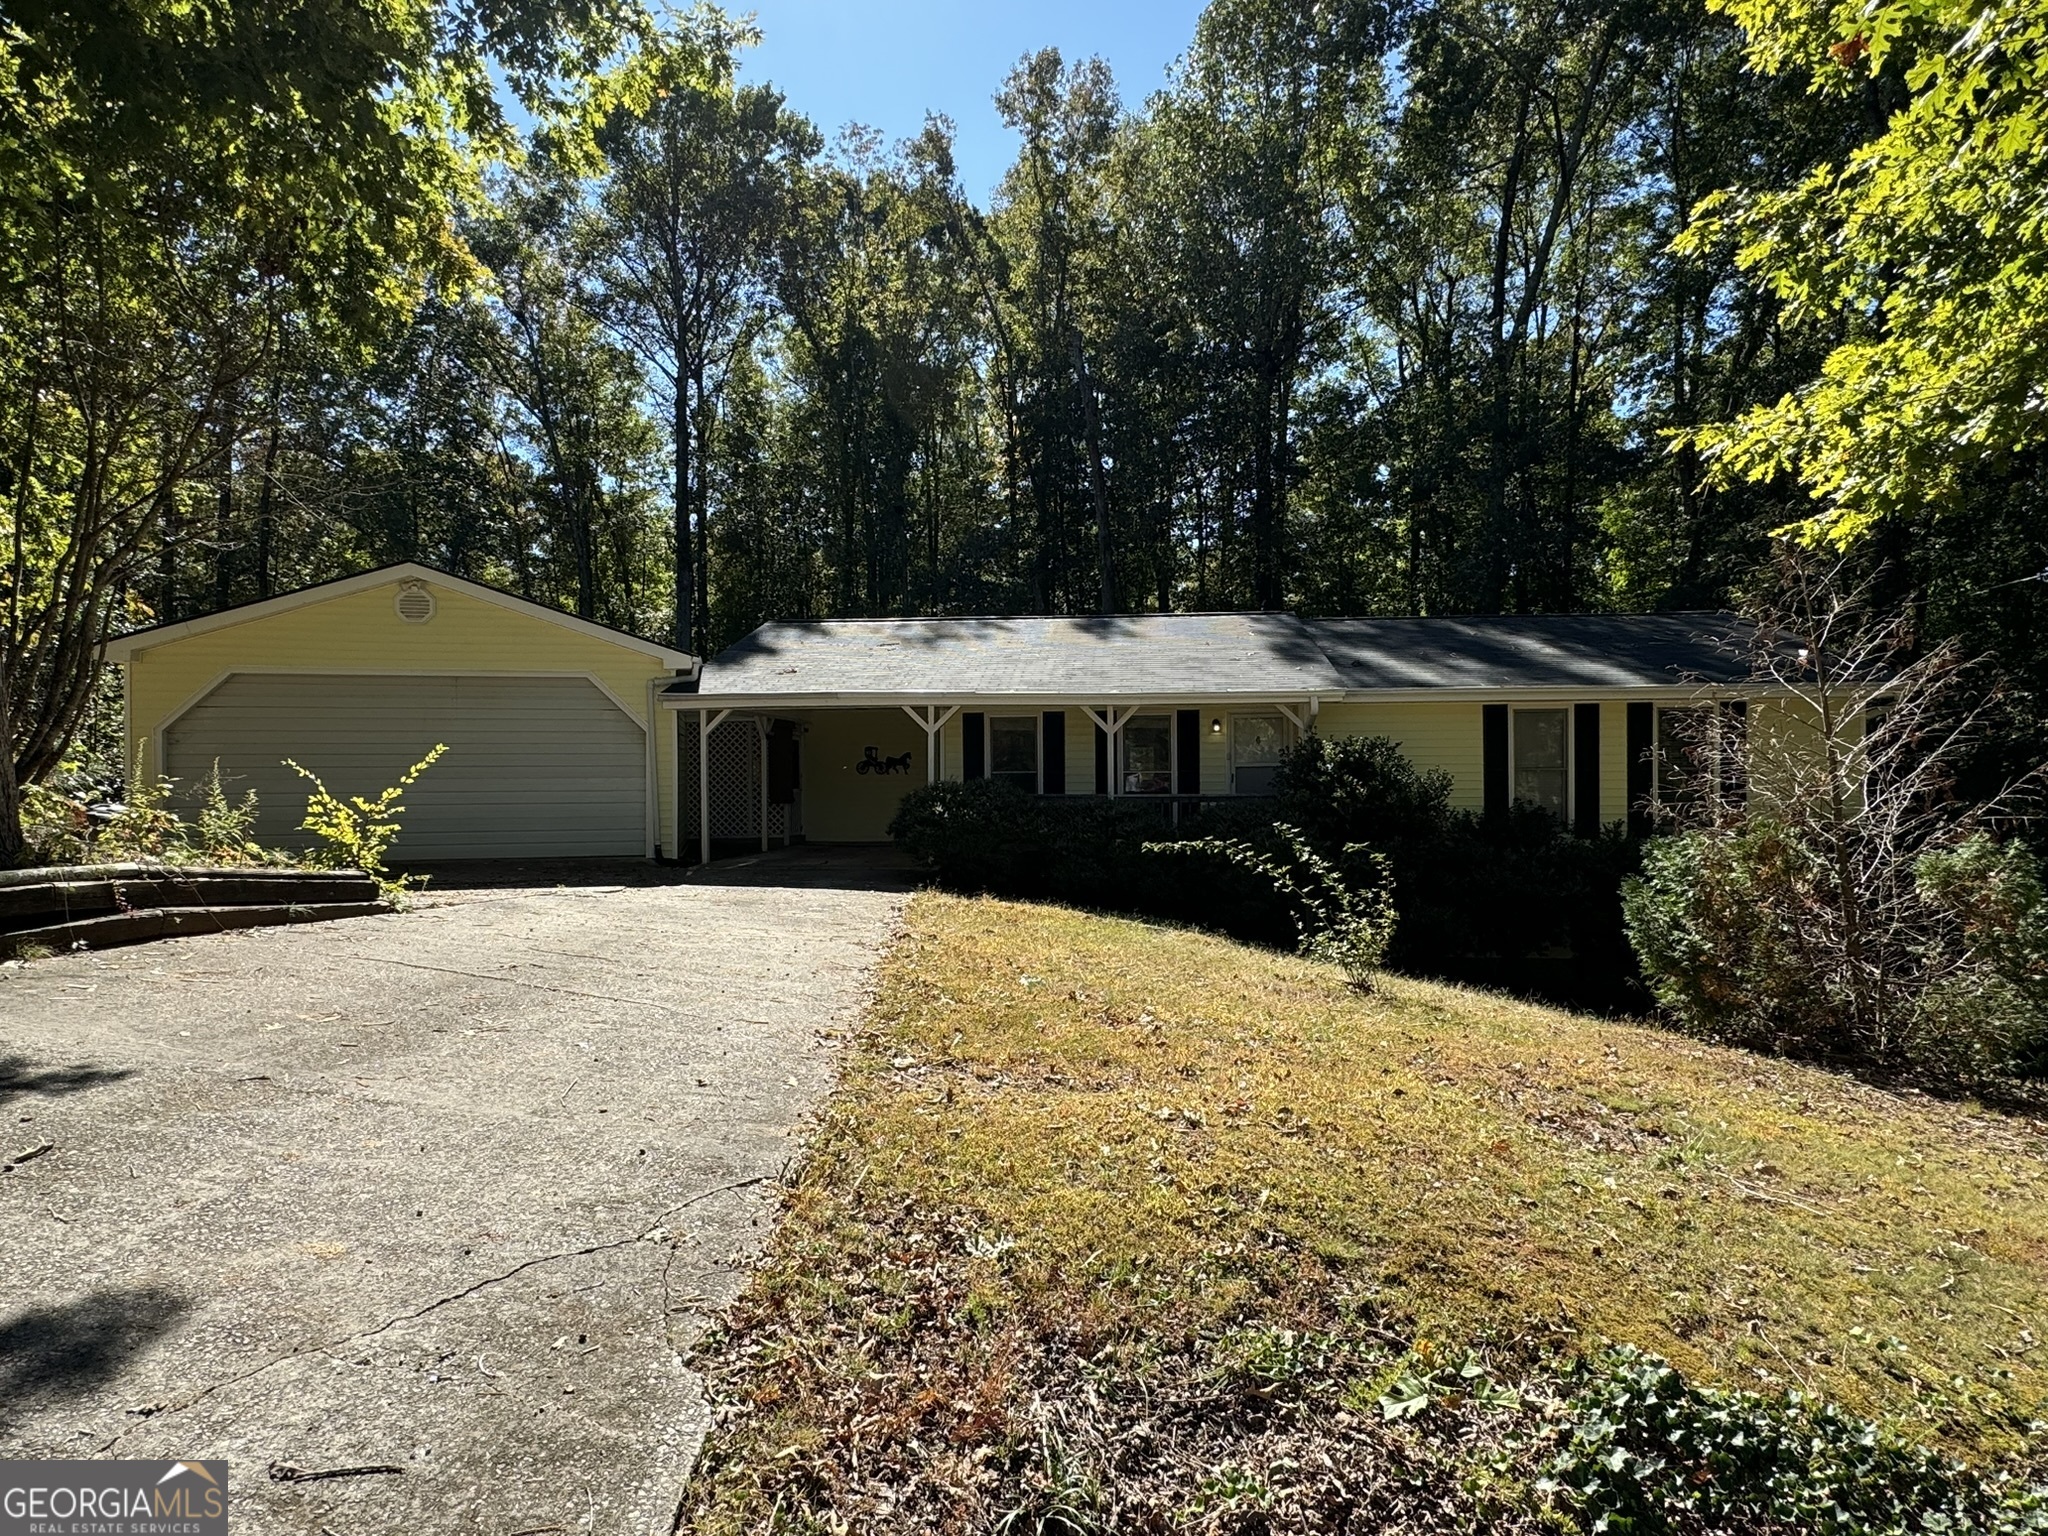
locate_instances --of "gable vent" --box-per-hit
[394,583,436,624]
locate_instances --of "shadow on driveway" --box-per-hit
[402,844,921,895]
[0,1285,190,1414]
[0,1055,137,1107]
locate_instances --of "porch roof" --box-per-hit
[659,609,1761,707]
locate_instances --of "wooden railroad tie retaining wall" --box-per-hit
[0,865,391,958]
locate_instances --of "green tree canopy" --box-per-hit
[1679,0,2048,544]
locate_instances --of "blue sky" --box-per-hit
[732,0,1209,203]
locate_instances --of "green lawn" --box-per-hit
[681,894,2048,1532]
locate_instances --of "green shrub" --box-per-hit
[1621,822,1818,1050]
[887,778,1055,896]
[93,743,191,861]
[1916,835,2048,1077]
[1543,1344,2048,1535]
[191,761,267,864]
[20,780,95,865]
[1146,823,1397,990]
[1274,733,1643,986]
[888,779,1290,939]
[20,743,282,868]
[287,744,448,892]
[889,739,1648,1007]
[1271,732,1458,852]
[1623,822,2048,1076]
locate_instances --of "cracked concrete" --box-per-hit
[0,850,909,1534]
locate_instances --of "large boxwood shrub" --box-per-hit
[887,778,1294,946]
[889,736,1648,1008]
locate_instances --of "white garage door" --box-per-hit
[164,674,646,860]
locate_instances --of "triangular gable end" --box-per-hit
[103,562,697,671]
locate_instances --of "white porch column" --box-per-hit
[698,707,731,867]
[1081,705,1132,797]
[759,716,770,853]
[900,703,960,784]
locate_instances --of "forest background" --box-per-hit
[4,0,2046,861]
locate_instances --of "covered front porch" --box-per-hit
[666,695,1322,865]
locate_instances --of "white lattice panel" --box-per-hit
[683,713,801,850]
[708,718,761,839]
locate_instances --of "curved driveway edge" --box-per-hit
[0,852,908,1534]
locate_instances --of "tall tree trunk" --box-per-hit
[693,358,711,654]
[572,481,597,621]
[1482,91,1535,611]
[673,379,693,654]
[1070,332,1116,614]
[254,407,280,600]
[214,406,236,610]
[0,652,25,868]
[158,497,180,624]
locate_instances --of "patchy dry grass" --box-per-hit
[681,894,2048,1532]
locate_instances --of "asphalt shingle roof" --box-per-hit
[670,610,1756,700]
[687,613,1341,698]
[1305,613,1755,690]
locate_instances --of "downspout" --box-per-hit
[644,676,660,862]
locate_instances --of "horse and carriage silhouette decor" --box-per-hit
[856,744,914,776]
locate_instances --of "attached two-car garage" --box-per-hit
[164,674,650,860]
[110,565,695,863]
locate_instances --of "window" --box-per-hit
[1512,708,1569,820]
[1120,714,1172,795]
[989,715,1039,793]
[1231,713,1287,796]
[1656,703,1745,816]
[1655,705,1710,811]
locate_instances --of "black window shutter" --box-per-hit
[1626,701,1654,836]
[1094,719,1109,794]
[1175,710,1201,795]
[1042,711,1065,795]
[962,712,985,780]
[1573,702,1600,837]
[1719,699,1748,803]
[1482,704,1509,820]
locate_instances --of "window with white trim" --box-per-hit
[1120,714,1172,795]
[1511,707,1569,820]
[988,715,1039,793]
[1230,712,1288,796]
[1655,705,1710,811]
[1656,703,1745,817]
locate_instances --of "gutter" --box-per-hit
[656,682,1796,711]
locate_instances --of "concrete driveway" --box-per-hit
[0,850,909,1534]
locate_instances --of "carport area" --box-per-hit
[0,850,908,1533]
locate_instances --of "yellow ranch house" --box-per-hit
[105,562,1776,865]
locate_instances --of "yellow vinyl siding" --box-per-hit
[1744,695,1849,811]
[798,708,931,840]
[940,709,964,782]
[1316,701,1486,810]
[120,574,679,854]
[1600,701,1628,827]
[1051,709,1092,793]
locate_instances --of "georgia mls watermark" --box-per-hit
[1,1460,227,1536]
